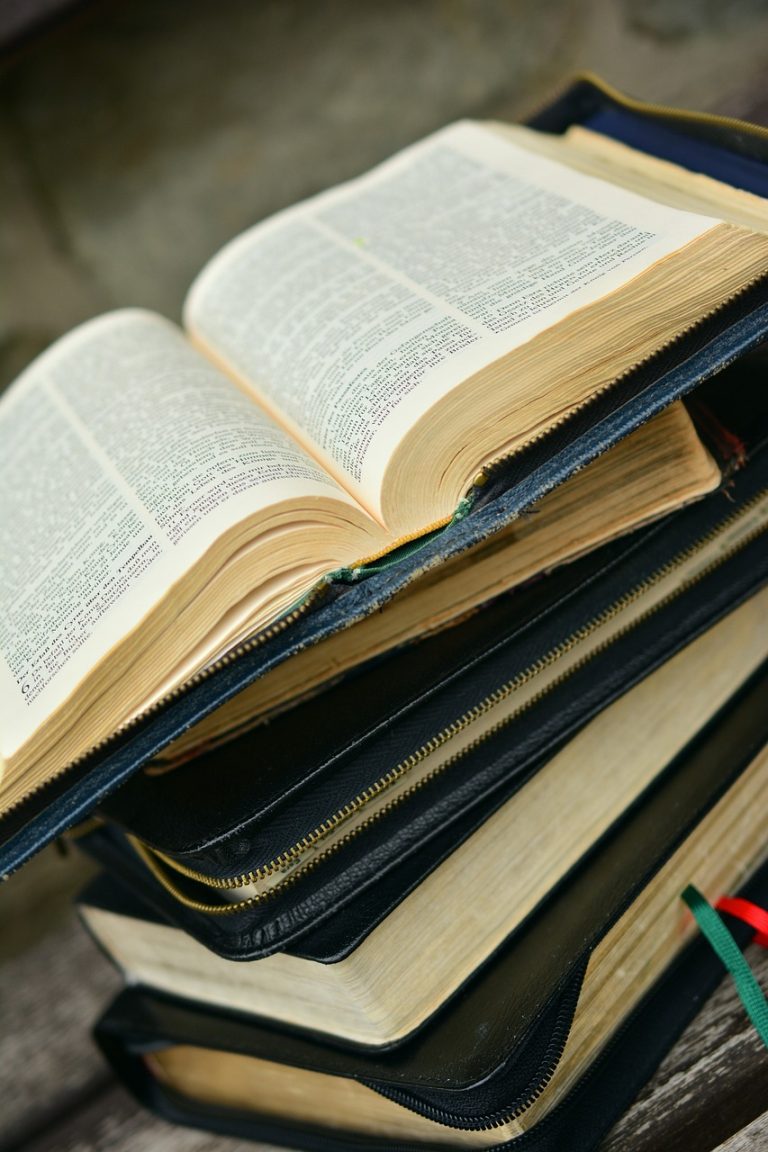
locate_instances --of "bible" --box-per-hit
[88,658,768,1145]
[80,587,768,1044]
[4,116,768,818]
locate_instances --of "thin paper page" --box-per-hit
[0,310,352,761]
[185,120,719,520]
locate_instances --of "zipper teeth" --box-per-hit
[371,974,584,1131]
[349,511,457,570]
[14,88,768,819]
[106,590,325,725]
[134,86,768,1137]
[371,778,768,1135]
[135,486,768,909]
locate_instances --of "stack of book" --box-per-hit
[1,77,768,1151]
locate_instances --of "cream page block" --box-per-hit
[185,121,719,519]
[0,310,353,760]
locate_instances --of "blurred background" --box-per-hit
[2,2,768,1150]
[4,0,768,395]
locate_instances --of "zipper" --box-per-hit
[131,486,768,913]
[376,798,768,1136]
[114,263,768,806]
[368,967,585,1132]
[347,496,474,575]
[11,87,768,821]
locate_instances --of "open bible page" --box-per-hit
[0,310,360,765]
[184,120,718,523]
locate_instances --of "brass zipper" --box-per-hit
[13,82,768,818]
[133,487,768,913]
[373,966,585,1131]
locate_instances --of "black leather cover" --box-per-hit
[92,776,768,1147]
[80,398,768,959]
[3,79,768,877]
[97,364,768,871]
[82,82,768,1149]
[83,655,768,1075]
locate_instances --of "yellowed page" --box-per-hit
[0,310,360,766]
[83,587,768,1049]
[185,120,719,522]
[144,747,768,1147]
[202,496,768,901]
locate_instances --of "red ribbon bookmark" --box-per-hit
[715,896,768,948]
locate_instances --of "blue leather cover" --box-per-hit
[582,107,768,195]
[3,77,768,877]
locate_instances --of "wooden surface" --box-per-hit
[0,845,766,1152]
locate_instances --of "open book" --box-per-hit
[3,118,768,811]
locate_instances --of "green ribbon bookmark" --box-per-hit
[682,884,768,1049]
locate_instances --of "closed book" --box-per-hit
[87,405,768,960]
[81,629,768,1049]
[91,738,768,1148]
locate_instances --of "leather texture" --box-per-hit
[95,365,768,879]
[98,530,662,865]
[528,76,768,168]
[81,578,768,972]
[75,369,768,959]
[91,777,768,1143]
[3,79,768,878]
[73,394,768,959]
[97,543,626,859]
[84,657,768,1066]
[93,859,768,1152]
[100,425,768,876]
